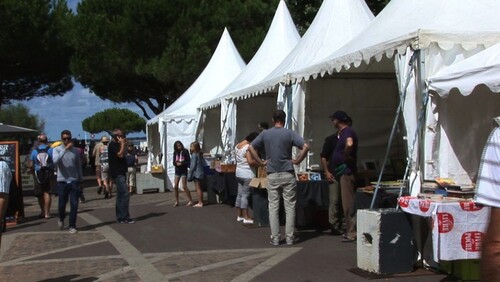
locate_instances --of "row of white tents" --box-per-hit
[147,0,500,194]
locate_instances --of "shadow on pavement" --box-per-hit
[39,274,98,282]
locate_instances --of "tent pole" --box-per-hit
[369,51,418,210]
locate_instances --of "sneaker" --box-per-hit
[79,194,86,203]
[119,218,136,224]
[97,186,103,195]
[286,237,295,245]
[68,227,78,234]
[104,193,109,199]
[243,219,254,224]
[237,216,244,222]
[270,238,280,246]
[57,219,64,230]
[341,234,356,243]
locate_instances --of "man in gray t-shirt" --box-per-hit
[249,110,309,246]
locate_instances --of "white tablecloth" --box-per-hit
[398,196,490,261]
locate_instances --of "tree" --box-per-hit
[365,0,391,15]
[82,108,146,135]
[67,0,280,120]
[0,0,74,108]
[0,104,45,132]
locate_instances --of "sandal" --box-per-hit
[193,203,203,207]
[186,201,193,207]
[173,202,179,207]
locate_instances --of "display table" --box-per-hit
[398,196,490,261]
[206,172,237,206]
[296,180,330,229]
[296,180,330,207]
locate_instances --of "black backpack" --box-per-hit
[34,147,53,184]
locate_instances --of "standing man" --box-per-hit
[475,117,500,281]
[30,134,54,219]
[249,110,309,246]
[108,129,134,224]
[320,131,343,235]
[330,111,358,242]
[52,130,83,234]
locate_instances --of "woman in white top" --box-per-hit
[235,132,260,224]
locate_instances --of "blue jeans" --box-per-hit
[267,172,297,241]
[57,181,80,228]
[113,174,130,221]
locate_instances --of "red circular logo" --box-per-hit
[399,196,410,208]
[461,231,484,252]
[437,212,454,233]
[459,202,483,212]
[419,200,431,212]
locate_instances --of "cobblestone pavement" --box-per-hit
[0,175,447,281]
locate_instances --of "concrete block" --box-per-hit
[357,209,414,274]
[136,172,166,194]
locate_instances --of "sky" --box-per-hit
[19,0,154,142]
[21,83,154,141]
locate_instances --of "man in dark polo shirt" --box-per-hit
[330,111,357,242]
[320,131,343,236]
[108,129,135,224]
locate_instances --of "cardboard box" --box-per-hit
[250,167,268,189]
[216,164,236,173]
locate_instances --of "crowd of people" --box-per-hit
[22,128,138,234]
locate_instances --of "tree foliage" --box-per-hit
[82,108,146,135]
[67,0,282,119]
[0,0,74,107]
[366,0,391,15]
[0,104,45,134]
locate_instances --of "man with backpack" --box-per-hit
[29,134,54,219]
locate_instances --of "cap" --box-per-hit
[329,111,351,123]
[101,136,110,142]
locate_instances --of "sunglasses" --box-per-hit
[62,137,72,141]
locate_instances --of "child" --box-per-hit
[172,141,193,207]
[188,141,205,207]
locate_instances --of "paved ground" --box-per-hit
[0,167,451,281]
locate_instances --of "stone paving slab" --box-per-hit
[0,184,449,281]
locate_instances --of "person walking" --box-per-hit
[52,130,83,234]
[235,132,260,224]
[0,157,12,246]
[108,129,134,224]
[330,111,358,242]
[188,141,205,207]
[172,141,193,207]
[29,134,54,219]
[99,136,113,199]
[248,110,309,246]
[92,136,106,195]
[125,142,138,194]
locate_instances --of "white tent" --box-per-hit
[294,0,500,194]
[199,0,300,154]
[428,42,500,96]
[145,28,245,188]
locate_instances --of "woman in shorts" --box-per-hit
[172,141,193,207]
